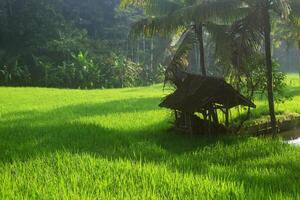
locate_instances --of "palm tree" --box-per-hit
[290,1,300,77]
[121,0,251,125]
[290,17,300,47]
[122,0,298,134]
[240,0,290,134]
[185,0,292,134]
[120,0,243,77]
[218,0,300,134]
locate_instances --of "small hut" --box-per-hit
[160,74,256,134]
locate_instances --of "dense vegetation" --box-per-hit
[121,0,300,133]
[1,0,299,91]
[0,74,299,199]
[1,1,300,198]
[0,0,167,88]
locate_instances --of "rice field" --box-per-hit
[0,75,300,199]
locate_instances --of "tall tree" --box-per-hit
[290,1,300,76]
[122,0,300,134]
[238,0,290,134]
[120,0,239,76]
[162,0,292,134]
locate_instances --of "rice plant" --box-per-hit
[0,75,299,199]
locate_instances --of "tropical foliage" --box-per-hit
[0,74,300,199]
[0,0,166,88]
[121,0,300,133]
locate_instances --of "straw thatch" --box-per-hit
[160,74,256,113]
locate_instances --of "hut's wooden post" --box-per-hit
[208,111,212,136]
[213,110,219,124]
[203,110,208,120]
[184,112,188,129]
[188,114,193,135]
[174,110,178,127]
[225,108,229,128]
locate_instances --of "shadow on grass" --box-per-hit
[0,96,299,196]
[1,97,162,120]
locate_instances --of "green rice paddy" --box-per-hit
[0,75,300,199]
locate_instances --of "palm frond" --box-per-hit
[130,15,186,38]
[290,0,300,17]
[168,27,196,67]
[289,1,300,48]
[207,9,264,74]
[119,0,183,16]
[229,10,264,72]
[129,0,250,38]
[271,0,291,19]
[172,0,248,25]
[164,27,196,85]
[205,23,232,66]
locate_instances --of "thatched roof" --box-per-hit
[160,75,256,112]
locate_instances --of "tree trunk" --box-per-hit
[196,24,206,76]
[297,45,300,78]
[126,39,129,60]
[150,37,154,74]
[137,39,140,64]
[298,40,300,78]
[143,35,146,63]
[196,24,216,123]
[264,10,277,135]
[7,0,13,17]
[131,43,134,62]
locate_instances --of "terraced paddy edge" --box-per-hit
[0,76,300,199]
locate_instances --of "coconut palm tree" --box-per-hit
[121,0,252,125]
[194,0,300,134]
[289,2,300,76]
[185,0,293,134]
[120,0,243,78]
[237,0,291,134]
[290,1,300,50]
[122,0,300,134]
